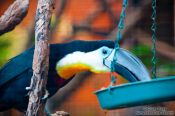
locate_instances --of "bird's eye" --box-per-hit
[102,49,108,55]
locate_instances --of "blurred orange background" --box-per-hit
[0,0,174,116]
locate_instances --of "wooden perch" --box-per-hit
[26,0,55,116]
[46,72,91,113]
[0,0,29,35]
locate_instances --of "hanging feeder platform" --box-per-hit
[94,0,175,110]
[94,76,175,110]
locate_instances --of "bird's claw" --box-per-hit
[42,89,49,100]
[26,86,32,91]
[51,111,70,116]
[25,86,32,96]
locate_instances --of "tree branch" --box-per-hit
[26,0,55,116]
[135,30,175,61]
[107,0,151,40]
[46,72,92,113]
[0,0,29,35]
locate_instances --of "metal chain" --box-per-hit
[151,0,157,79]
[110,0,128,85]
[110,0,157,83]
[115,0,128,43]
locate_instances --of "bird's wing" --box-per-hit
[0,47,34,87]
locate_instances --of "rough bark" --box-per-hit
[26,0,55,116]
[0,0,29,35]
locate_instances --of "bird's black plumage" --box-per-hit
[0,40,114,112]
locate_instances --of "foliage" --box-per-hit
[0,36,11,67]
[0,27,28,67]
[130,44,175,76]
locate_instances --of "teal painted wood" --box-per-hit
[94,76,175,110]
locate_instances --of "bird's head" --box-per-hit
[56,40,150,82]
[56,46,113,79]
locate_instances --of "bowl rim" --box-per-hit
[94,76,175,94]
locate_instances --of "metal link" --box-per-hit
[110,0,157,83]
[110,0,128,84]
[151,0,157,79]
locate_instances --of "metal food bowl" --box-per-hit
[94,76,175,110]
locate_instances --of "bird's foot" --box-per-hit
[42,89,49,100]
[25,86,32,96]
[51,111,70,116]
[26,86,32,91]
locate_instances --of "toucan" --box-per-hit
[0,40,150,112]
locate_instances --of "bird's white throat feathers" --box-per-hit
[56,49,110,80]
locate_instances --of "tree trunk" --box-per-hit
[26,0,55,116]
